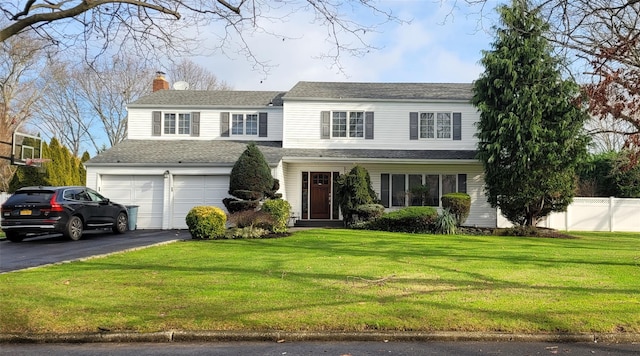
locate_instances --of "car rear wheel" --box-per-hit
[113,212,128,234]
[64,216,83,241]
[5,231,24,242]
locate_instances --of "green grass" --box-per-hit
[1,229,639,334]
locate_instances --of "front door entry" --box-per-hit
[310,172,331,219]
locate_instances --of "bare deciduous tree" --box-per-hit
[166,59,232,91]
[73,55,153,150]
[36,61,95,156]
[0,31,47,191]
[34,54,231,155]
[1,1,404,72]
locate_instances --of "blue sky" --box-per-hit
[188,0,502,90]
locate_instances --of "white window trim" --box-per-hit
[332,110,365,139]
[163,112,192,136]
[419,111,453,140]
[231,113,259,137]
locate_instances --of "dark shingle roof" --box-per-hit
[128,90,286,107]
[86,140,477,166]
[283,82,473,101]
[85,140,284,166]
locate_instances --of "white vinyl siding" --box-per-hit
[283,101,477,150]
[284,162,496,228]
[127,108,283,141]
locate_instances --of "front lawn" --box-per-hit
[0,229,638,334]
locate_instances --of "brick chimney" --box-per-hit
[152,71,170,92]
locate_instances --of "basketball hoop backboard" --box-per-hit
[12,132,43,166]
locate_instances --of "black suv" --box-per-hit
[1,186,128,242]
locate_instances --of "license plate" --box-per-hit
[20,210,32,216]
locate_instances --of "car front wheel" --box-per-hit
[64,216,83,241]
[5,231,24,242]
[113,212,128,234]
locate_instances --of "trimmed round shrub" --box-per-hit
[261,199,292,233]
[441,192,471,226]
[352,204,385,222]
[185,206,227,239]
[365,206,438,233]
[223,198,260,214]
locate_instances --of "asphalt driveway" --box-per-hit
[0,229,190,273]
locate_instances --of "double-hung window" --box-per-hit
[232,114,244,135]
[246,114,258,135]
[164,113,191,135]
[231,114,259,136]
[322,111,373,140]
[411,111,461,141]
[420,113,434,139]
[418,112,451,139]
[332,112,347,137]
[332,111,364,138]
[349,112,364,138]
[152,111,199,137]
[437,112,451,139]
[178,113,191,134]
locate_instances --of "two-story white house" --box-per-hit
[85,75,497,229]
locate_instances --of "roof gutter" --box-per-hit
[281,156,480,165]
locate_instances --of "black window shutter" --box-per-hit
[409,112,418,140]
[365,112,374,139]
[152,111,161,136]
[191,112,200,137]
[259,112,268,137]
[453,112,462,140]
[457,174,467,193]
[381,174,390,208]
[321,111,330,139]
[220,112,230,137]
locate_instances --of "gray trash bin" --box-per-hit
[126,205,139,231]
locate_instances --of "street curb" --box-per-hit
[1,331,639,344]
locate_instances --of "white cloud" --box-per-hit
[186,0,497,90]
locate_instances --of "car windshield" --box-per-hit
[5,191,55,204]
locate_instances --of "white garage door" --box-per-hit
[172,175,230,229]
[100,175,164,229]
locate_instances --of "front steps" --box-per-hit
[293,220,344,228]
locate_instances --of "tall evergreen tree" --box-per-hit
[223,142,276,213]
[472,0,589,227]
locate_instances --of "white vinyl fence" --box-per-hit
[498,197,640,232]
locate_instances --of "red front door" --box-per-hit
[310,172,331,219]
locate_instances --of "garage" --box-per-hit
[100,175,165,229]
[171,175,231,229]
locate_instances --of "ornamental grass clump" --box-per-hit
[441,192,471,226]
[185,206,227,239]
[434,208,457,235]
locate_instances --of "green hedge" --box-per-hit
[364,206,438,233]
[185,206,227,239]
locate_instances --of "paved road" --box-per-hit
[1,340,640,355]
[0,229,189,273]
